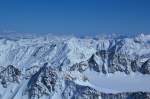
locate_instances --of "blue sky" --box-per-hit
[0,0,150,36]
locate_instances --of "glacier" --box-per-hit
[0,34,150,99]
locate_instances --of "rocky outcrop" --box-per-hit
[68,38,150,75]
[70,61,88,72]
[100,92,150,99]
[88,50,150,74]
[62,80,150,99]
[88,49,131,74]
[27,63,58,98]
[0,34,150,99]
[62,80,100,99]
[141,59,150,74]
[0,65,21,88]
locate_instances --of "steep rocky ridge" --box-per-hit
[0,34,150,99]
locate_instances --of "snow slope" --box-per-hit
[0,34,150,99]
[84,69,150,93]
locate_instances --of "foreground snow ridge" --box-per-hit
[0,34,150,99]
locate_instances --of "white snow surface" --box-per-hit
[84,69,150,93]
[0,34,150,99]
[0,36,97,69]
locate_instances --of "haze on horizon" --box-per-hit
[0,0,150,36]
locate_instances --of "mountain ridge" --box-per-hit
[0,34,150,99]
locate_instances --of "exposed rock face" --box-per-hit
[0,63,149,99]
[88,49,131,74]
[0,34,150,99]
[88,50,150,74]
[27,63,58,98]
[70,61,88,72]
[62,80,150,99]
[0,65,21,88]
[100,92,150,99]
[141,59,150,74]
[62,80,100,99]
[131,60,139,72]
[67,38,150,75]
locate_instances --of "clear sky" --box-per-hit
[0,0,150,36]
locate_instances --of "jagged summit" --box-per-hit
[0,34,150,99]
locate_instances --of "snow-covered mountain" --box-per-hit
[0,34,150,99]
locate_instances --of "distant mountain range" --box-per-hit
[0,33,150,99]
